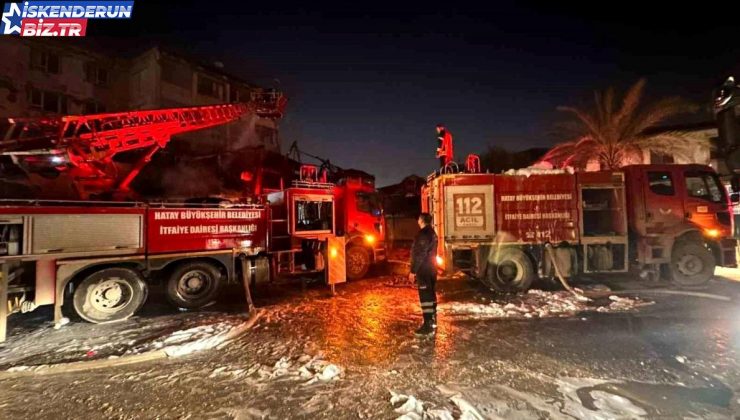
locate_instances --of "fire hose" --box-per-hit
[544,243,589,300]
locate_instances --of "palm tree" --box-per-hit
[541,79,702,170]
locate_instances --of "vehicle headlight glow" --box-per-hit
[705,229,720,238]
[436,255,444,268]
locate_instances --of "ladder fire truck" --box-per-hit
[0,92,348,341]
[423,156,737,292]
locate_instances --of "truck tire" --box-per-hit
[166,261,222,309]
[72,267,148,323]
[483,248,535,293]
[346,245,371,280]
[669,241,715,287]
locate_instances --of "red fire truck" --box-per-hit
[0,92,348,341]
[423,161,737,292]
[334,172,385,279]
[284,145,387,280]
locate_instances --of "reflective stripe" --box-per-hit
[422,308,436,314]
[420,302,435,307]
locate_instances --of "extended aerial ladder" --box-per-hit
[0,90,287,199]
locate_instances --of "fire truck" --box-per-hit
[0,92,348,341]
[332,169,386,279]
[275,144,388,280]
[423,157,737,292]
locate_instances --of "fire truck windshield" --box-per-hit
[356,192,382,216]
[295,200,333,232]
[685,171,726,203]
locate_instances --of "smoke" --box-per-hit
[231,114,261,151]
[159,162,224,198]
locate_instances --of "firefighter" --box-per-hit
[408,212,438,336]
[436,124,454,167]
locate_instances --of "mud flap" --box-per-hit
[0,263,7,342]
[719,239,738,267]
[326,236,347,292]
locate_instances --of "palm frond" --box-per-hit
[613,78,646,131]
[548,79,697,170]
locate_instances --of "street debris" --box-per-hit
[449,395,485,420]
[255,354,343,385]
[440,287,652,319]
[390,391,427,419]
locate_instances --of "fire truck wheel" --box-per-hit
[166,262,223,309]
[484,249,535,293]
[669,241,715,287]
[72,268,148,323]
[346,245,371,280]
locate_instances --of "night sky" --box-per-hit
[92,1,740,186]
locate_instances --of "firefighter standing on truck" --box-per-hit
[436,124,454,167]
[409,212,438,336]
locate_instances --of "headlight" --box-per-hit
[705,229,720,238]
[436,255,444,268]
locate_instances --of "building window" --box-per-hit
[161,59,192,89]
[30,49,60,74]
[85,63,109,86]
[28,88,67,114]
[82,100,106,114]
[647,171,674,196]
[197,74,224,98]
[255,125,278,148]
[230,86,250,103]
[650,151,674,164]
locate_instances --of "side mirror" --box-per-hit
[731,193,740,204]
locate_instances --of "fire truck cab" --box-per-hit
[624,164,736,283]
[333,172,386,279]
[422,163,736,292]
[265,165,346,285]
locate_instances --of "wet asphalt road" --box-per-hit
[0,273,739,419]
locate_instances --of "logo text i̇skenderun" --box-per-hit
[2,1,133,37]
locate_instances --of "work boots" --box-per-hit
[414,313,437,337]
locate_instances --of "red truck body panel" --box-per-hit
[494,173,578,243]
[147,207,267,254]
[424,172,597,245]
[0,203,268,257]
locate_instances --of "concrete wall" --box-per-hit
[0,38,127,117]
[139,48,281,154]
[127,48,159,110]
